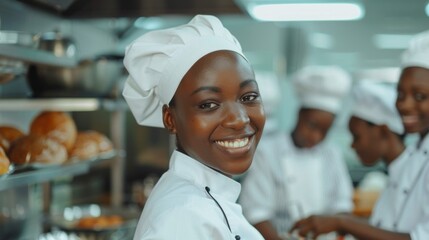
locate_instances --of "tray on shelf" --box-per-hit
[0,151,117,191]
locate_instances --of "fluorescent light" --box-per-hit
[247,3,364,21]
[373,34,413,49]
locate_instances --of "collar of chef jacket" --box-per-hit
[169,150,241,203]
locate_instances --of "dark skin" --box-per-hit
[290,67,429,240]
[349,117,405,167]
[292,108,335,149]
[162,50,266,176]
[253,108,335,240]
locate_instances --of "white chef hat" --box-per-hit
[401,30,429,70]
[122,15,246,128]
[292,65,352,113]
[351,79,404,134]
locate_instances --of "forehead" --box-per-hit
[300,108,334,121]
[399,67,429,87]
[180,50,253,87]
[349,116,368,129]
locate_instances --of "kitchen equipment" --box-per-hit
[50,204,139,240]
[0,30,38,84]
[36,31,76,58]
[27,54,124,97]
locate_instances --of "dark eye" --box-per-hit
[415,92,427,101]
[241,93,259,102]
[199,102,218,110]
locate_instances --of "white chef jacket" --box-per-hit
[133,150,264,240]
[239,132,353,234]
[370,134,429,240]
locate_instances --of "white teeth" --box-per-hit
[216,137,249,149]
[402,116,418,123]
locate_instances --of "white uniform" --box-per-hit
[239,133,353,234]
[133,150,264,240]
[370,134,429,240]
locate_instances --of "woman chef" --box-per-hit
[122,15,266,239]
[291,30,429,240]
[239,65,354,239]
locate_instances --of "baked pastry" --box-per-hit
[30,111,77,152]
[0,146,10,175]
[8,134,68,165]
[75,215,123,229]
[0,134,9,152]
[69,133,99,160]
[0,126,24,152]
[82,131,114,154]
[70,131,113,160]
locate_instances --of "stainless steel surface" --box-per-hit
[0,98,100,111]
[37,31,76,58]
[0,162,90,191]
[0,31,37,84]
[0,31,38,48]
[27,55,124,97]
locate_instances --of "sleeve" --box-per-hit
[136,204,232,240]
[325,146,354,213]
[238,144,277,225]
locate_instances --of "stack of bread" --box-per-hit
[1,111,114,169]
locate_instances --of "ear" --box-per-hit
[162,105,177,134]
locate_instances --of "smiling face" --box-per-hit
[396,67,429,137]
[292,108,334,148]
[349,116,385,166]
[162,50,265,176]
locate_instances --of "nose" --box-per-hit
[396,95,413,115]
[221,102,250,129]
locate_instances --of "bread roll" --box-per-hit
[82,131,114,153]
[8,135,68,165]
[70,131,113,160]
[0,146,10,175]
[30,111,77,152]
[0,134,9,152]
[0,126,24,152]
[70,133,99,160]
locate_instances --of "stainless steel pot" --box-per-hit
[36,31,76,58]
[27,54,124,97]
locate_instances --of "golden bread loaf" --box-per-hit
[0,126,25,152]
[30,111,77,152]
[8,135,68,165]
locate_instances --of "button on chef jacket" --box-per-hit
[239,133,353,234]
[133,150,264,240]
[370,134,429,240]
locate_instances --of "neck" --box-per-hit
[383,133,405,166]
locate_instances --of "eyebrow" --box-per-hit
[191,79,257,95]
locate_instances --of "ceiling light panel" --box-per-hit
[237,0,365,21]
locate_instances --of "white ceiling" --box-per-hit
[87,0,429,72]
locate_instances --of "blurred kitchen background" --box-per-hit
[0,0,428,238]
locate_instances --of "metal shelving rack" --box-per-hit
[0,98,128,207]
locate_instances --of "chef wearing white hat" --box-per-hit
[239,65,353,239]
[290,32,429,240]
[123,15,265,239]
